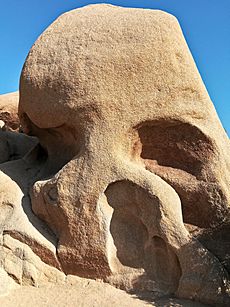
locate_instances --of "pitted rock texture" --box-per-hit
[0,4,229,306]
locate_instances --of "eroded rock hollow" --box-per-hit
[0,4,229,305]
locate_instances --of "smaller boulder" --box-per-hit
[0,92,19,131]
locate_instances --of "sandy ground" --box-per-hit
[0,277,209,307]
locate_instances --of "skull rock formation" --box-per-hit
[0,4,229,306]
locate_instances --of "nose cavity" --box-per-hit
[110,208,148,268]
[104,180,181,295]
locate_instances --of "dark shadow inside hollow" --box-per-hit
[0,111,82,267]
[134,120,214,178]
[19,112,81,179]
[130,119,228,228]
[194,215,230,275]
[105,180,181,294]
[0,145,53,247]
[110,209,148,268]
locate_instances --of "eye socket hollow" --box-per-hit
[132,119,215,177]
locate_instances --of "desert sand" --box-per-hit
[0,277,208,307]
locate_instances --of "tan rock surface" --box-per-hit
[0,276,208,307]
[19,4,230,229]
[0,267,19,296]
[0,4,229,306]
[0,92,36,164]
[0,234,65,286]
[0,92,19,130]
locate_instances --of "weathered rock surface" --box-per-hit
[0,4,229,306]
[0,234,65,287]
[0,91,36,163]
[0,92,19,130]
[0,127,38,163]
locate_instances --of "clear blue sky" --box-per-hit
[0,0,229,135]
